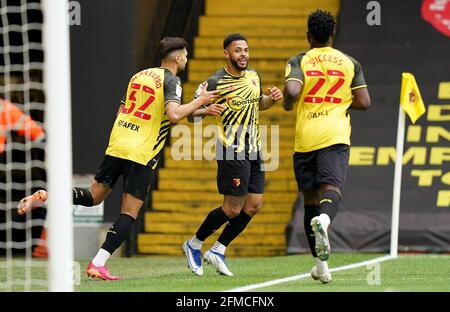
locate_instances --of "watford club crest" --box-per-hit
[409,91,416,104]
[233,178,241,187]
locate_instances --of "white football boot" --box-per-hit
[311,216,331,261]
[204,249,233,276]
[182,240,204,276]
[311,265,332,284]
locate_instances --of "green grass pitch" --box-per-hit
[2,253,449,292]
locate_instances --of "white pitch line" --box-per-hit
[224,255,395,292]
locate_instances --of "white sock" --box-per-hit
[319,213,331,232]
[314,257,329,274]
[92,248,111,267]
[189,236,203,250]
[211,241,226,255]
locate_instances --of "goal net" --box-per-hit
[1,0,73,291]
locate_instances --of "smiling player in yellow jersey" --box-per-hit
[182,34,283,277]
[17,37,219,280]
[283,10,371,283]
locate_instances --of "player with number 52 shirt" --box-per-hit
[106,67,180,167]
[283,10,371,284]
[17,37,219,281]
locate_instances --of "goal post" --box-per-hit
[42,0,73,292]
[1,0,74,291]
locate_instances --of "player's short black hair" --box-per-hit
[159,37,189,59]
[223,33,248,49]
[308,10,336,44]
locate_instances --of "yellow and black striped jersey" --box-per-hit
[204,68,262,153]
[105,68,181,167]
[285,47,367,152]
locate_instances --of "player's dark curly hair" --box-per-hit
[223,33,248,49]
[308,10,336,44]
[159,37,189,59]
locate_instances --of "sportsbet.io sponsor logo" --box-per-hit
[227,96,260,111]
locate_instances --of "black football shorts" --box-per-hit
[293,144,350,191]
[216,148,265,196]
[95,155,155,201]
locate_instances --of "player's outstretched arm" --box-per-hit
[259,87,283,111]
[190,104,226,118]
[166,82,220,123]
[350,87,371,110]
[283,80,302,111]
[188,81,225,122]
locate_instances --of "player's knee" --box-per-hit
[91,195,103,206]
[121,211,138,220]
[88,181,111,206]
[223,201,243,218]
[121,207,140,219]
[223,195,245,218]
[245,203,262,217]
[227,204,242,218]
[91,190,108,206]
[320,184,341,197]
[89,190,107,205]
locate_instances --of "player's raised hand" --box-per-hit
[268,87,283,102]
[198,82,220,106]
[204,103,226,116]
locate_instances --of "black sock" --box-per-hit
[319,190,340,222]
[72,187,94,206]
[304,204,320,257]
[195,207,229,241]
[218,210,252,247]
[101,214,135,254]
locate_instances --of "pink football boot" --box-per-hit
[86,261,121,281]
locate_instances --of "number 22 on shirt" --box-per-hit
[304,70,345,104]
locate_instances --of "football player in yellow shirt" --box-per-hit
[17,37,219,280]
[183,34,283,277]
[283,10,371,283]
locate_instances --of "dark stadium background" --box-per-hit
[69,0,450,254]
